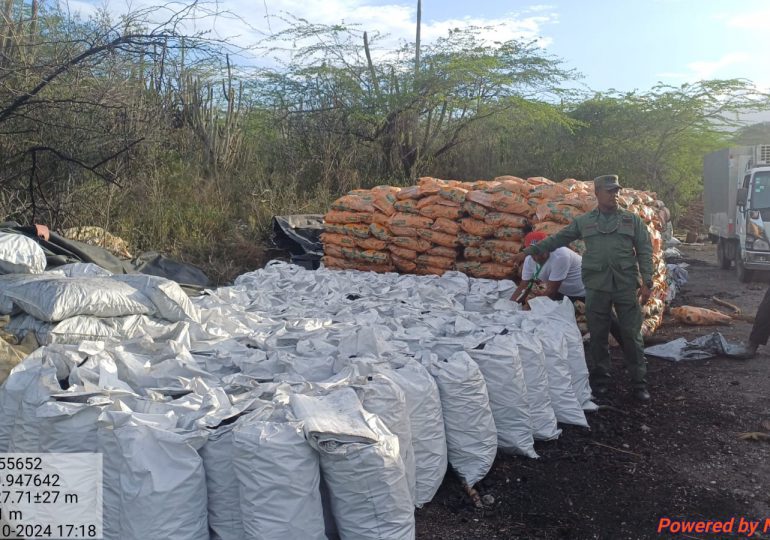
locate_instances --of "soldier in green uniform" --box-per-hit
[512,175,654,401]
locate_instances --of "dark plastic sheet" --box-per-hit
[644,332,744,362]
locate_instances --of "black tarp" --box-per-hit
[271,215,324,269]
[271,215,324,256]
[132,251,210,288]
[0,222,210,287]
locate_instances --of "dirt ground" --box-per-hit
[416,243,770,540]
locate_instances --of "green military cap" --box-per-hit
[593,174,622,191]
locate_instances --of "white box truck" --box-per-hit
[704,144,770,282]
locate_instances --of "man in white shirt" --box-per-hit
[511,231,586,303]
[511,230,624,354]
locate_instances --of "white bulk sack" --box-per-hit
[355,372,416,503]
[98,408,209,540]
[112,274,201,323]
[387,358,447,507]
[9,361,61,452]
[527,298,595,409]
[505,331,561,440]
[291,389,415,540]
[106,343,215,393]
[51,262,113,277]
[200,402,275,540]
[4,276,155,322]
[0,274,50,315]
[425,351,497,487]
[0,232,46,274]
[467,337,537,458]
[200,422,244,540]
[37,395,110,452]
[0,362,47,451]
[233,418,325,540]
[520,325,588,428]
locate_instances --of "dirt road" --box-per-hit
[416,243,770,540]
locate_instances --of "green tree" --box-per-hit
[251,15,578,182]
[733,121,770,145]
[561,80,769,214]
[0,0,226,226]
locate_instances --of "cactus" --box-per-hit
[178,54,243,179]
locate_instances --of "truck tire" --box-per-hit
[717,239,731,269]
[736,252,753,283]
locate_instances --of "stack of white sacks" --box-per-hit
[0,259,596,540]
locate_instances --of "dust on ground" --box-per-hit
[416,243,770,540]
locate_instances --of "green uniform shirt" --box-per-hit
[524,208,654,292]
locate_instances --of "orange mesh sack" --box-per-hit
[489,193,531,215]
[388,245,418,261]
[526,176,554,186]
[530,183,571,200]
[322,255,347,269]
[324,210,372,225]
[356,237,387,251]
[417,177,444,196]
[459,218,495,238]
[431,217,460,236]
[372,192,397,216]
[483,239,522,253]
[389,226,418,237]
[418,195,461,208]
[670,306,732,326]
[465,191,497,209]
[396,186,422,200]
[416,254,455,270]
[414,265,447,276]
[371,212,391,226]
[370,223,392,241]
[493,227,525,241]
[417,195,443,209]
[532,221,564,236]
[331,194,376,213]
[340,247,391,266]
[455,261,515,279]
[324,244,345,259]
[416,229,459,248]
[394,199,422,214]
[484,213,528,228]
[419,205,463,220]
[535,203,581,224]
[321,233,356,248]
[457,232,484,247]
[463,247,492,262]
[389,213,434,230]
[438,186,469,204]
[391,236,432,253]
[427,245,458,259]
[463,201,488,220]
[341,224,372,239]
[491,251,519,265]
[488,177,531,196]
[391,254,418,272]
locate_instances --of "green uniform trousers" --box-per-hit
[585,287,647,390]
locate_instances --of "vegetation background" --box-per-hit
[0,0,768,282]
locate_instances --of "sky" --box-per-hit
[74,0,770,94]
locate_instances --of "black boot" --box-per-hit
[633,388,651,402]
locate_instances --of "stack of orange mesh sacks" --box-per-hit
[454,176,534,279]
[322,175,670,335]
[322,177,535,278]
[321,187,398,273]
